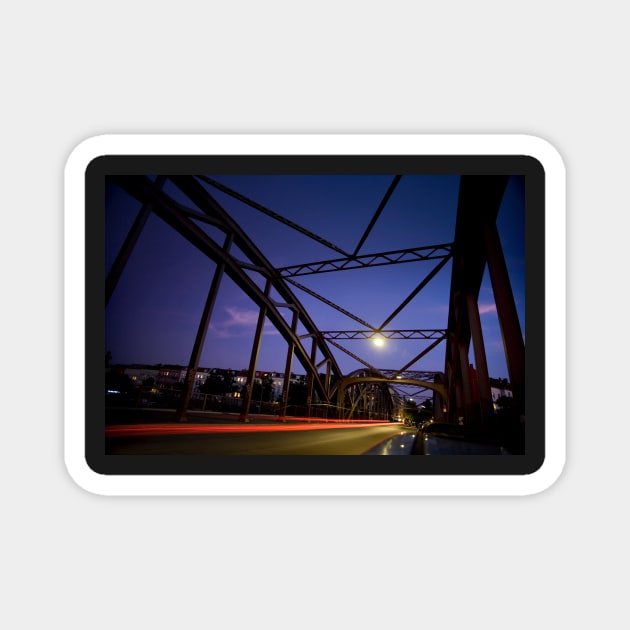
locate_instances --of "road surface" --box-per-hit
[105,420,417,455]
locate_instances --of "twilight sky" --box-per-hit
[105,173,525,381]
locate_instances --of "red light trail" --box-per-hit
[106,419,392,438]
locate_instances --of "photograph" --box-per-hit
[87,152,543,477]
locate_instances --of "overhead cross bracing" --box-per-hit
[275,244,453,277]
[319,330,446,340]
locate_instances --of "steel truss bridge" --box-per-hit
[107,173,524,429]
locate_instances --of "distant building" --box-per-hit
[120,365,162,388]
[108,363,320,402]
[489,377,513,409]
[110,364,209,393]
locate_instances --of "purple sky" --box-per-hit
[105,173,525,381]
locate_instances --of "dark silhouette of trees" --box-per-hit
[404,398,433,426]
[200,370,238,396]
[252,373,274,403]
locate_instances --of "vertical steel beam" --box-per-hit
[175,233,233,422]
[466,293,493,423]
[483,221,526,413]
[324,359,331,418]
[278,309,298,421]
[239,277,272,422]
[337,379,346,419]
[449,324,465,423]
[444,357,452,422]
[458,342,474,423]
[305,336,317,418]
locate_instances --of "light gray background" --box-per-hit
[1,2,624,628]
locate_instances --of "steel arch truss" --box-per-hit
[336,369,397,421]
[107,174,343,421]
[335,368,446,421]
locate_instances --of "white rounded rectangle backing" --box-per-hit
[64,133,565,496]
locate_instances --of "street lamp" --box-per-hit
[371,333,385,347]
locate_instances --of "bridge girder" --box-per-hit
[443,175,525,426]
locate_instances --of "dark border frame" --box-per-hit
[87,155,544,476]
